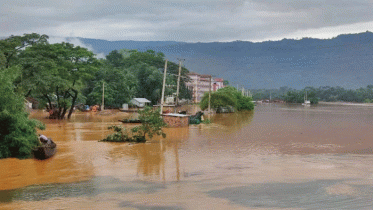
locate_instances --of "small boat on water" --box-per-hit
[119,119,142,123]
[33,139,57,160]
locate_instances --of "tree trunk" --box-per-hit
[43,94,52,110]
[67,89,78,119]
[60,106,67,119]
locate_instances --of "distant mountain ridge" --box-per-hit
[78,31,373,89]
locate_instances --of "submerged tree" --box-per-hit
[101,107,166,143]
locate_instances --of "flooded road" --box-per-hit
[1,104,373,209]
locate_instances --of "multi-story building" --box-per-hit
[186,72,225,103]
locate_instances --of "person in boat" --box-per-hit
[39,134,51,144]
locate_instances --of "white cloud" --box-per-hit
[1,0,373,42]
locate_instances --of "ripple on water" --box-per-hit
[207,179,373,209]
[0,176,166,203]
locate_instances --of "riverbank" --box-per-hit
[319,101,373,107]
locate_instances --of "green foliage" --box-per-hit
[135,107,167,139]
[200,86,254,111]
[0,33,48,68]
[0,50,5,69]
[18,41,100,119]
[237,95,255,110]
[101,107,166,143]
[100,125,133,142]
[0,67,45,159]
[283,91,303,103]
[278,85,373,104]
[84,66,137,107]
[132,64,163,104]
[309,97,319,104]
[201,119,211,124]
[106,50,124,68]
[84,49,192,107]
[200,92,236,110]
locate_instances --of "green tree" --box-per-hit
[200,91,236,110]
[0,50,5,69]
[0,66,45,159]
[131,63,164,104]
[0,33,48,68]
[84,66,137,107]
[19,42,99,119]
[132,107,167,141]
[120,49,191,103]
[106,50,124,68]
[200,86,254,111]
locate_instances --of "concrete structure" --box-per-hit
[186,72,225,103]
[129,98,151,108]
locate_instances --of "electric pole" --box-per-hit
[160,60,168,114]
[176,58,184,106]
[101,82,105,111]
[208,75,212,115]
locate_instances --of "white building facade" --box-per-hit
[186,72,225,103]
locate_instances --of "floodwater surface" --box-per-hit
[1,104,373,210]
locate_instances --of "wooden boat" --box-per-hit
[33,139,57,160]
[119,119,142,123]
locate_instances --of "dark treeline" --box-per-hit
[251,86,373,103]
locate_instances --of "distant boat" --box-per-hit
[33,139,57,160]
[302,91,311,106]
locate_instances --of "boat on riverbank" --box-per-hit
[33,139,57,160]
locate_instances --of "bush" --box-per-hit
[0,67,45,159]
[200,86,254,111]
[101,107,166,142]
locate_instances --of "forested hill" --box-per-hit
[79,31,373,89]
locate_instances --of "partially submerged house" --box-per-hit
[129,98,151,108]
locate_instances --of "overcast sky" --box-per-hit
[2,0,373,42]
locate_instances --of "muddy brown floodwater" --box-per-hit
[1,104,373,210]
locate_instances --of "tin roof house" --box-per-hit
[129,98,151,108]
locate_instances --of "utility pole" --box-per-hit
[101,82,105,111]
[208,75,212,115]
[176,58,184,106]
[195,76,198,103]
[160,60,168,114]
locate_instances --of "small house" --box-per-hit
[129,98,151,108]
